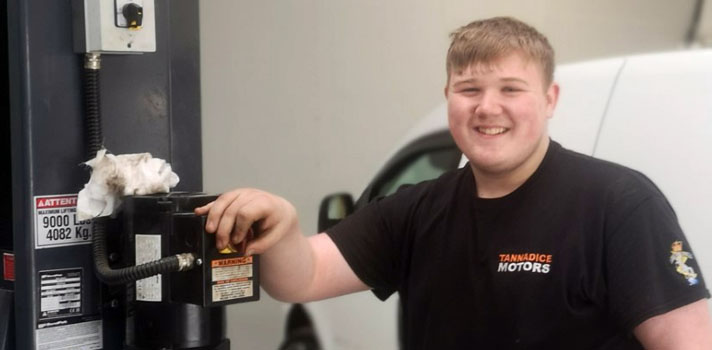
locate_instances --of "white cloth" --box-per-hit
[76,149,180,220]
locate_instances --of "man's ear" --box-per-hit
[545,82,560,119]
[444,85,449,98]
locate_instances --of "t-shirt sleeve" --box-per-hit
[604,193,710,330]
[325,184,425,301]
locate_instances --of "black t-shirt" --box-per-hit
[326,140,710,349]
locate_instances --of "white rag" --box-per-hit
[76,149,180,220]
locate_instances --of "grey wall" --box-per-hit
[200,1,702,348]
[698,0,712,45]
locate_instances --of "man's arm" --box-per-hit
[263,232,370,302]
[195,188,369,303]
[634,299,712,349]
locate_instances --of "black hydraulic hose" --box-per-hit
[92,217,192,285]
[83,53,195,285]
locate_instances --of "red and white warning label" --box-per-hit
[212,279,253,302]
[212,257,253,282]
[34,195,92,249]
[211,257,255,302]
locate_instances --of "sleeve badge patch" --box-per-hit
[669,241,699,286]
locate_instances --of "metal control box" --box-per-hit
[72,0,156,53]
[121,193,260,307]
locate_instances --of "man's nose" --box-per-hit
[474,91,503,116]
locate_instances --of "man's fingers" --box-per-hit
[212,190,269,250]
[229,197,270,246]
[200,188,293,254]
[194,201,214,216]
[204,190,242,233]
[244,228,281,256]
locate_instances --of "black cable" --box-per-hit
[92,217,184,285]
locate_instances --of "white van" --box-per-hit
[279,49,712,350]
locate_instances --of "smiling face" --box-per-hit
[445,52,559,184]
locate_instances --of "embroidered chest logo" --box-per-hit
[497,253,552,274]
[669,241,699,286]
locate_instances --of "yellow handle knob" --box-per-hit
[219,243,238,254]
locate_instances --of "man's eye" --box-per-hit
[502,87,521,93]
[461,88,480,93]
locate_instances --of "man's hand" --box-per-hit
[195,188,368,302]
[195,188,298,255]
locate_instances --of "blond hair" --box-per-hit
[446,17,555,86]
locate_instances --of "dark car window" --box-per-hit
[374,146,462,198]
[354,131,462,209]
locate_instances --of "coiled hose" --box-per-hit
[84,53,194,285]
[83,57,102,159]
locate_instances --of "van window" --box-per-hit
[374,146,461,198]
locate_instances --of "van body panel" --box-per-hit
[549,57,625,155]
[594,50,712,315]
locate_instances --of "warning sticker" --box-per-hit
[211,256,253,268]
[213,264,252,282]
[39,269,82,320]
[36,316,102,350]
[212,279,253,302]
[212,256,253,282]
[210,256,255,302]
[34,194,92,249]
[135,234,162,302]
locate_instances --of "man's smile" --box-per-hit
[475,126,509,135]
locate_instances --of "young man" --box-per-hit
[197,17,712,349]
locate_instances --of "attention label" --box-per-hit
[34,195,92,249]
[39,269,82,320]
[135,234,162,302]
[211,256,255,302]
